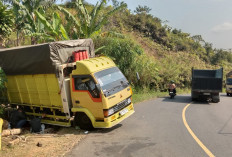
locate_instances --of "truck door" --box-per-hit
[72,75,103,119]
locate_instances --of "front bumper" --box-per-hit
[93,104,135,128]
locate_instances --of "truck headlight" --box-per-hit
[127,97,131,104]
[108,108,114,116]
[103,108,114,117]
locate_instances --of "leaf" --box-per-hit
[55,5,82,34]
[35,10,58,36]
[59,24,70,40]
[76,0,90,25]
[95,46,106,54]
[12,0,37,31]
[53,12,61,32]
[89,1,103,35]
[94,3,127,33]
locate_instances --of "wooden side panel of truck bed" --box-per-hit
[7,74,62,107]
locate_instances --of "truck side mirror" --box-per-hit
[136,72,140,80]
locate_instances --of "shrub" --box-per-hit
[94,37,160,88]
[0,67,7,103]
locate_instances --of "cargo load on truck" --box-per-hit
[0,39,94,75]
[226,71,232,96]
[191,68,223,103]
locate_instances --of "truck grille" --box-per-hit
[112,97,131,113]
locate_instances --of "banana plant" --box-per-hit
[35,11,69,41]
[11,0,58,44]
[0,1,13,41]
[12,0,37,35]
[56,0,127,39]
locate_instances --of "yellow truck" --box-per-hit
[0,39,134,130]
[226,71,232,96]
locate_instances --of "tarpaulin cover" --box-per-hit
[0,39,95,75]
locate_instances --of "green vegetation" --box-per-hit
[0,67,7,117]
[0,0,232,103]
[0,1,13,45]
[55,0,126,39]
[132,87,190,103]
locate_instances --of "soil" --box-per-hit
[0,126,86,157]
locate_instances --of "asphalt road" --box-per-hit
[66,94,232,157]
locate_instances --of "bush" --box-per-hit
[0,67,7,103]
[0,67,7,118]
[156,52,214,90]
[94,37,160,88]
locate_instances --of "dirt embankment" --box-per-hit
[0,127,86,157]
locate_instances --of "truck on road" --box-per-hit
[191,68,223,103]
[226,71,232,96]
[0,39,134,130]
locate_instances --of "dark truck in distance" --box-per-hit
[191,68,223,103]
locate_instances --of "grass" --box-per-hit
[132,88,191,104]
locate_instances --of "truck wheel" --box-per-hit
[212,99,219,103]
[227,93,229,96]
[75,113,93,130]
[192,98,197,101]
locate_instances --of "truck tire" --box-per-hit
[74,112,93,130]
[212,98,220,103]
[212,93,220,103]
[227,93,229,96]
[192,98,197,101]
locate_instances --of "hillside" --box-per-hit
[92,3,232,91]
[1,0,232,92]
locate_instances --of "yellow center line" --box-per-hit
[182,103,215,157]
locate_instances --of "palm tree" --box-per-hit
[56,0,127,39]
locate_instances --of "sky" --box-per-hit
[59,0,232,49]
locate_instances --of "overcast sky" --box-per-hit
[61,0,232,49]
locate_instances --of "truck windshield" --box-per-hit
[227,78,232,85]
[94,67,129,97]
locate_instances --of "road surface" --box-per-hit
[66,94,232,157]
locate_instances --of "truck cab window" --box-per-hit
[75,78,88,90]
[86,80,100,98]
[74,76,100,98]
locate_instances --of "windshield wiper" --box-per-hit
[103,81,129,97]
[104,84,122,97]
[120,80,129,87]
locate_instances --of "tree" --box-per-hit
[56,0,127,38]
[211,49,232,65]
[134,5,151,14]
[0,1,13,44]
[191,35,204,43]
[11,0,57,44]
[204,42,214,58]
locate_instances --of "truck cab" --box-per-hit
[70,56,134,130]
